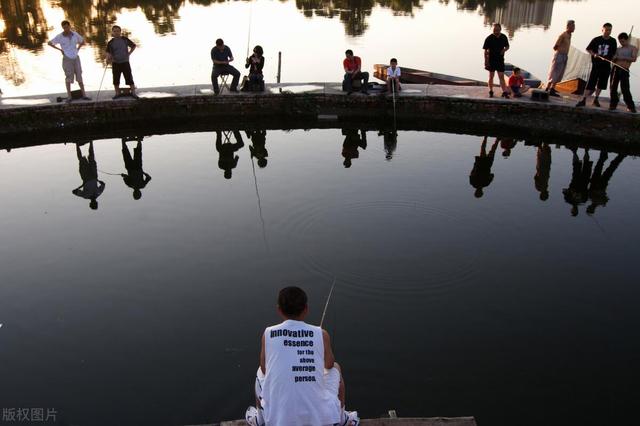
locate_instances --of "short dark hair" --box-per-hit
[278,286,307,317]
[603,23,612,28]
[390,58,397,63]
[216,38,224,46]
[253,45,263,55]
[619,32,629,40]
[61,20,70,27]
[112,25,121,31]
[345,49,353,55]
[513,67,521,73]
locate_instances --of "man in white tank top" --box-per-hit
[246,286,358,426]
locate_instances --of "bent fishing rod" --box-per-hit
[319,277,336,328]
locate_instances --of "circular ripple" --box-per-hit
[282,198,490,299]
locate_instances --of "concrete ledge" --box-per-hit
[195,416,477,426]
[1,83,638,145]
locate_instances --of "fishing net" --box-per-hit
[562,45,591,82]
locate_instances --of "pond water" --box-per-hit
[1,0,639,97]
[0,128,639,425]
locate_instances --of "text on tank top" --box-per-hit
[262,320,340,425]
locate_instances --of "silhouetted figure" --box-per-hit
[121,138,151,200]
[500,138,517,158]
[247,130,268,168]
[378,130,397,161]
[72,142,105,210]
[534,143,552,201]
[216,130,244,179]
[586,151,625,215]
[562,148,592,216]
[470,136,499,198]
[341,129,367,168]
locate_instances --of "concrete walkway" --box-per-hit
[185,416,477,426]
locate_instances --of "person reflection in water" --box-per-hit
[470,136,499,198]
[216,130,245,179]
[247,130,268,168]
[72,142,105,210]
[534,142,552,201]
[586,150,625,215]
[500,138,517,158]
[562,148,592,216]
[341,129,367,168]
[378,130,397,161]
[121,137,151,200]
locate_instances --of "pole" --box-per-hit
[320,277,336,328]
[95,64,108,103]
[391,79,397,130]
[277,52,282,83]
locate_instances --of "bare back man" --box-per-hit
[546,20,575,97]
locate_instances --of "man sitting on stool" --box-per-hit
[343,49,369,95]
[211,38,240,94]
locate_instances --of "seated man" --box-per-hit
[507,67,529,98]
[342,49,369,94]
[210,38,240,94]
[247,286,358,426]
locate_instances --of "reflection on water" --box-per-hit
[72,142,106,210]
[1,127,639,426]
[216,129,245,179]
[563,148,626,217]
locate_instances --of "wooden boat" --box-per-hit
[554,78,587,95]
[502,63,542,89]
[374,63,542,90]
[373,64,485,86]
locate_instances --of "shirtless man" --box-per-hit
[609,32,638,113]
[546,20,575,97]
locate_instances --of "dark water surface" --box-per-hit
[1,129,639,425]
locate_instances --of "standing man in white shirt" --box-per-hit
[48,20,90,102]
[386,58,402,94]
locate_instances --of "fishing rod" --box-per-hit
[320,277,336,328]
[95,63,109,103]
[594,54,638,78]
[245,1,254,59]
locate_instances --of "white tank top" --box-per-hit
[262,320,341,426]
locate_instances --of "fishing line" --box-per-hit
[391,79,397,130]
[249,149,269,252]
[320,277,336,328]
[98,169,122,176]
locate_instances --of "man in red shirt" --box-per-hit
[343,50,369,94]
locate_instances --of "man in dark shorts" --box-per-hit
[470,136,499,198]
[211,38,240,94]
[483,23,511,99]
[576,23,617,108]
[106,25,137,99]
[342,50,369,95]
[609,32,637,113]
